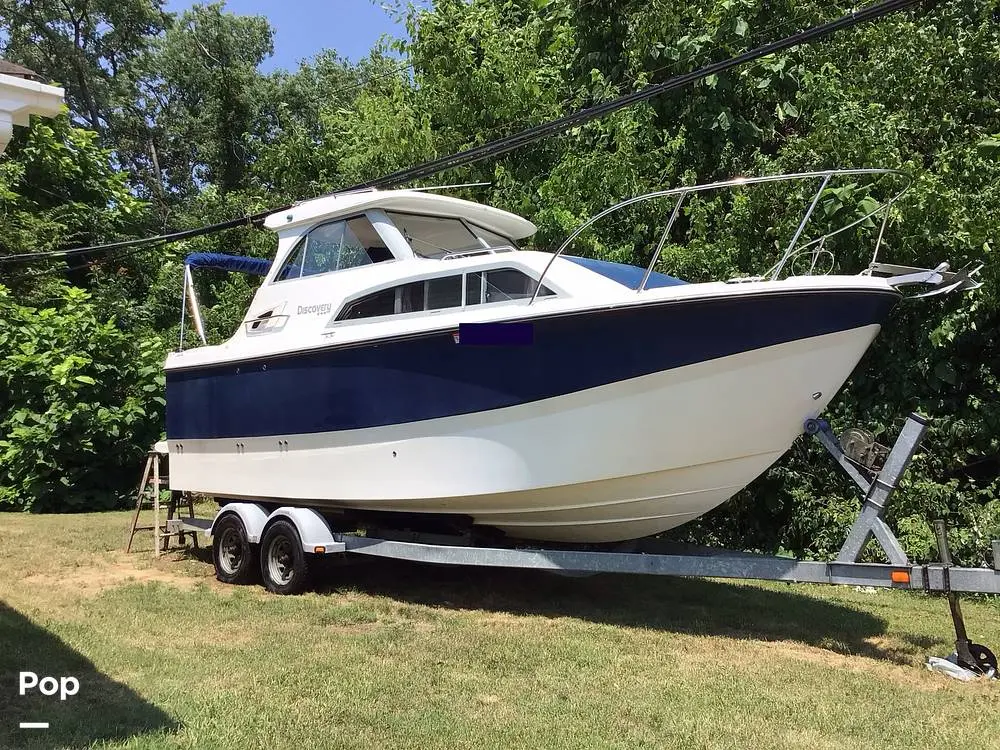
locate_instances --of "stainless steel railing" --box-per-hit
[529,168,912,304]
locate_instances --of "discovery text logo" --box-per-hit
[297,303,332,315]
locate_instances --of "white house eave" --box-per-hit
[0,73,65,155]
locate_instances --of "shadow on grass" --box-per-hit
[174,545,213,565]
[899,631,949,651]
[314,556,917,664]
[0,602,177,749]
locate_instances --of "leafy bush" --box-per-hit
[0,283,165,511]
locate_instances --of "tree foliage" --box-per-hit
[0,0,166,132]
[0,0,998,564]
[0,284,165,511]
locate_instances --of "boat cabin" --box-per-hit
[176,188,686,360]
[251,189,557,327]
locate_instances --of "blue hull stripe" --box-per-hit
[166,289,898,440]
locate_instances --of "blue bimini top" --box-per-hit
[184,252,271,277]
[566,256,686,289]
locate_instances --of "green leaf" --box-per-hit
[976,138,1000,156]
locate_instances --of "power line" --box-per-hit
[1,61,417,269]
[440,3,822,156]
[319,59,413,100]
[0,0,919,268]
[357,0,919,189]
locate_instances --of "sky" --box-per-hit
[164,0,408,71]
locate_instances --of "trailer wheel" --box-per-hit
[213,514,258,585]
[260,519,311,595]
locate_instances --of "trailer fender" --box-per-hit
[263,507,345,554]
[211,503,270,544]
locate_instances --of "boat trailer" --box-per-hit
[162,412,1000,676]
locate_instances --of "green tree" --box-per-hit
[0,116,146,298]
[140,3,274,195]
[0,283,165,511]
[1,0,998,568]
[0,0,167,132]
[382,0,1000,563]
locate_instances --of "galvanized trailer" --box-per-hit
[167,413,1000,675]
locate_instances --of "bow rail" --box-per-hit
[529,168,914,304]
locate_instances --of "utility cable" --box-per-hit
[416,4,821,160]
[0,0,919,267]
[356,0,919,189]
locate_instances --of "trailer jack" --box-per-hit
[932,519,997,678]
[808,413,998,679]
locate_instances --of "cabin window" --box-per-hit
[465,268,554,304]
[396,282,425,314]
[465,270,483,306]
[471,224,517,250]
[276,215,392,281]
[426,275,463,309]
[338,275,464,320]
[337,267,554,321]
[386,212,484,258]
[341,287,396,319]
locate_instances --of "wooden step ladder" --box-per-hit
[126,443,199,556]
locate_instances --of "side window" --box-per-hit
[465,268,553,304]
[465,271,483,305]
[397,282,424,314]
[338,274,464,321]
[426,275,463,310]
[337,268,553,321]
[276,215,391,281]
[339,288,395,320]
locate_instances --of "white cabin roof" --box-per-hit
[263,189,537,240]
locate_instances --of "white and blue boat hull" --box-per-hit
[166,285,897,542]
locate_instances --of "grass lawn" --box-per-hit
[0,508,998,750]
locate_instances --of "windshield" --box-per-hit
[386,212,485,258]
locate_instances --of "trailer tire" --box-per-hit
[260,519,311,595]
[213,514,258,585]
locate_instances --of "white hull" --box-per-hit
[169,324,881,542]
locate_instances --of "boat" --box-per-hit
[164,169,980,543]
